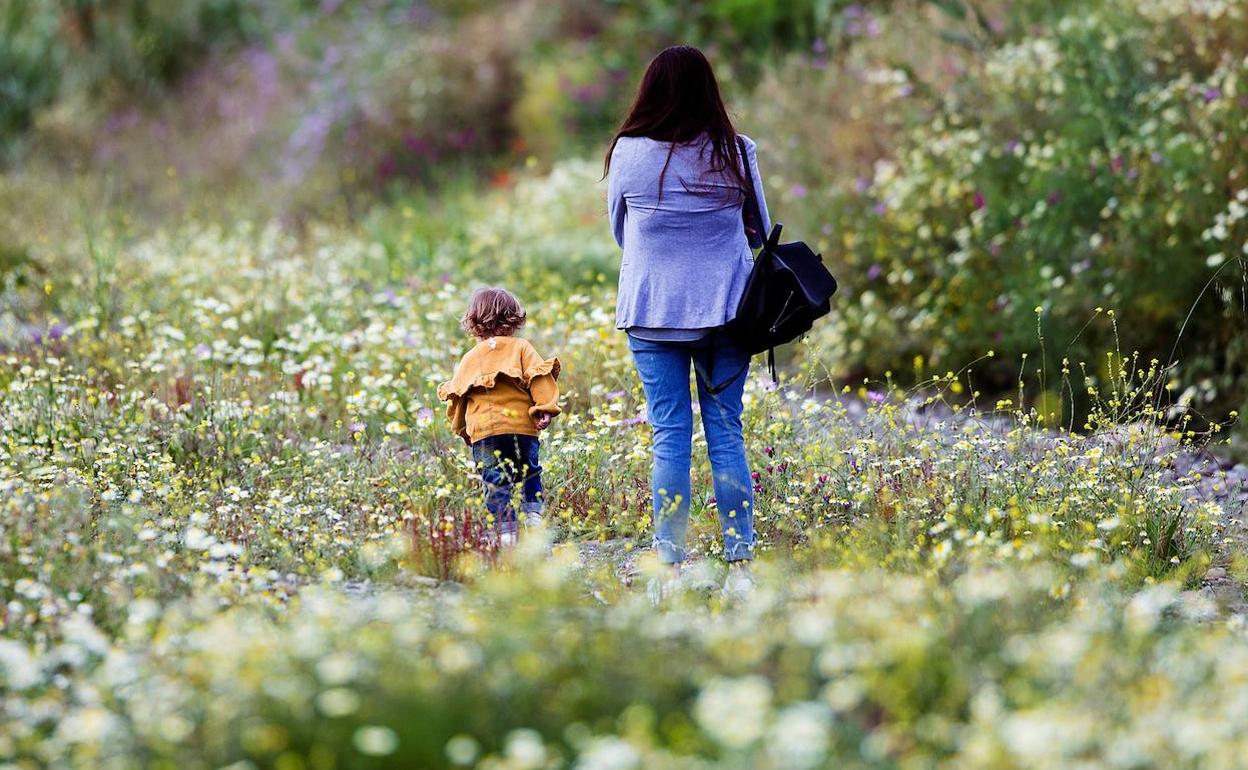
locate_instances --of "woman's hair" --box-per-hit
[461,287,527,338]
[603,45,748,196]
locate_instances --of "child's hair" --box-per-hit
[461,287,527,338]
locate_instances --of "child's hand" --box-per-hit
[534,412,553,431]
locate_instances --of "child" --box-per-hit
[437,287,561,545]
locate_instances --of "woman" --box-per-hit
[604,45,772,599]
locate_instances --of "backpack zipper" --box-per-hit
[770,291,797,333]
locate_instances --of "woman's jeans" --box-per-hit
[471,434,544,535]
[628,333,755,563]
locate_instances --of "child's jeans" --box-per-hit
[471,434,544,536]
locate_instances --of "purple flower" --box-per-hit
[873,202,887,216]
[417,407,434,422]
[789,183,808,199]
[1202,87,1222,103]
[605,390,625,401]
[1046,190,1063,205]
[867,390,886,404]
[1150,151,1164,164]
[349,422,366,433]
[1005,139,1020,153]
[854,176,870,194]
[447,128,478,150]
[973,191,986,210]
[193,343,211,358]
[866,263,883,281]
[571,83,607,104]
[403,133,430,155]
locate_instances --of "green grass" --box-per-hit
[0,158,1242,767]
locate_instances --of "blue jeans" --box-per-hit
[628,333,755,563]
[471,434,543,535]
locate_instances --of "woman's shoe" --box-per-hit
[647,563,683,605]
[721,561,755,601]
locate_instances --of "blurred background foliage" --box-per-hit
[1,0,1246,443]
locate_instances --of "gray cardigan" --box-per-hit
[608,133,773,335]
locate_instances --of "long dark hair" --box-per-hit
[603,45,748,197]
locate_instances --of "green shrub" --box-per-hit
[770,0,1248,424]
[58,0,264,94]
[0,2,60,150]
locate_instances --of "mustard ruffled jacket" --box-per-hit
[436,335,561,445]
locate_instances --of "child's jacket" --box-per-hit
[436,336,561,445]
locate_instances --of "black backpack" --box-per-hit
[723,137,838,384]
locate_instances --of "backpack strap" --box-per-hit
[696,347,776,396]
[694,329,751,397]
[737,136,768,246]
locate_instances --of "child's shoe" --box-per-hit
[520,503,545,529]
[497,521,520,547]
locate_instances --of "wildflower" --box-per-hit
[505,729,547,769]
[576,737,641,770]
[694,676,772,749]
[353,725,399,756]
[767,703,832,770]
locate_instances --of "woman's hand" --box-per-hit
[534,412,553,431]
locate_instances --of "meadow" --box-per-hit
[2,0,1248,768]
